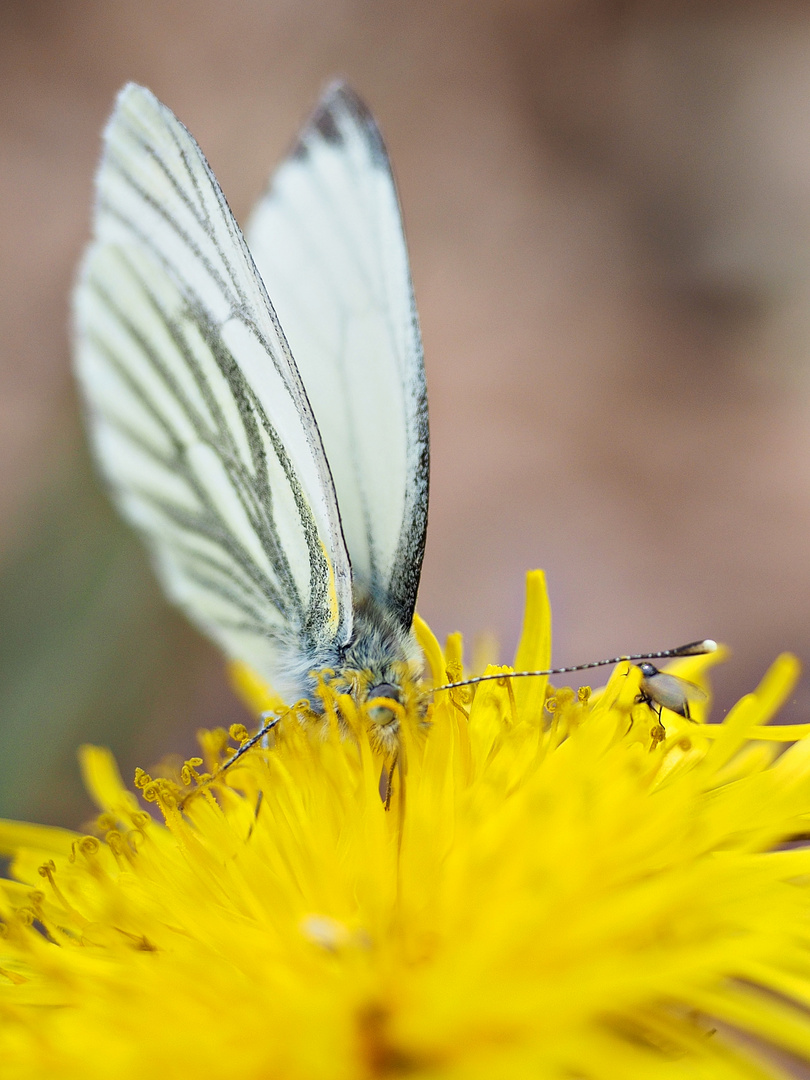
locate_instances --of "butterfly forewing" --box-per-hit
[246,83,429,630]
[74,84,354,688]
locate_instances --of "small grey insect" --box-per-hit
[636,662,707,721]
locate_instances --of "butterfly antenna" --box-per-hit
[429,639,717,693]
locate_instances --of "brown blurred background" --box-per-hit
[3,0,810,826]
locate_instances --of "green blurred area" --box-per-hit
[0,422,244,828]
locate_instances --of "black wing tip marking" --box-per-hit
[291,79,389,169]
[320,80,373,124]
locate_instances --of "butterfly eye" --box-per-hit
[367,682,401,704]
[366,683,402,729]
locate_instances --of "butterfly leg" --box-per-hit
[378,754,399,810]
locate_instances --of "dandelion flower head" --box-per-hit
[1,571,810,1078]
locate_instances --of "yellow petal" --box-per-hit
[513,569,551,716]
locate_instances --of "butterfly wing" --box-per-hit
[73,83,353,690]
[246,82,429,631]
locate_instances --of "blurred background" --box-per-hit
[3,0,810,825]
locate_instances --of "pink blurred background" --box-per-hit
[4,0,810,824]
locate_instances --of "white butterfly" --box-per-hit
[73,82,429,713]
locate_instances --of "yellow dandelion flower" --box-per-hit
[1,570,810,1078]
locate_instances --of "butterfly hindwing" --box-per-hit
[74,84,353,689]
[246,83,429,631]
